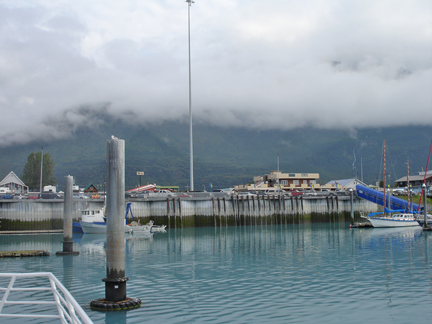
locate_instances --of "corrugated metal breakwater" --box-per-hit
[0,200,99,231]
[0,195,378,231]
[155,194,378,227]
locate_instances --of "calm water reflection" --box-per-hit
[1,222,432,323]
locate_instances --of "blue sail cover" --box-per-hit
[356,184,423,213]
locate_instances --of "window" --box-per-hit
[281,180,288,185]
[293,180,299,185]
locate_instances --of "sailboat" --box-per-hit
[360,140,420,228]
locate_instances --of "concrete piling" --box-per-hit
[104,137,127,302]
[90,137,141,311]
[56,175,79,256]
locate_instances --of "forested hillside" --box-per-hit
[0,115,430,191]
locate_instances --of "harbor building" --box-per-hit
[236,171,327,191]
[235,172,372,192]
[325,179,368,190]
[0,171,28,194]
[394,171,432,189]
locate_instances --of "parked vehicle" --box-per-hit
[0,188,12,195]
[73,194,90,199]
[0,195,13,199]
[263,189,285,195]
[41,192,62,199]
[303,190,317,196]
[287,190,303,197]
[177,194,192,198]
[238,192,256,197]
[27,195,38,200]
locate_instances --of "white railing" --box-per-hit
[0,272,93,324]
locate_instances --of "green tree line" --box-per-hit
[21,152,56,190]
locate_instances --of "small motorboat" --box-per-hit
[145,220,167,233]
[415,214,432,227]
[79,205,132,234]
[74,205,106,233]
[80,221,132,234]
[129,221,152,234]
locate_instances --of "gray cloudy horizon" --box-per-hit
[1,0,431,146]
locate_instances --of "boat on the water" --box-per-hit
[78,204,163,234]
[356,140,427,229]
[415,214,432,227]
[361,211,420,228]
[145,220,167,233]
[79,205,133,234]
[74,205,106,233]
[80,221,133,234]
[129,221,152,234]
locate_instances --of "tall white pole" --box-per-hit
[187,0,194,191]
[39,147,43,195]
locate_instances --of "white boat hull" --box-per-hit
[130,225,152,233]
[368,218,419,228]
[151,225,167,233]
[80,221,132,234]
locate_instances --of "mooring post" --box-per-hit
[105,137,127,302]
[423,184,428,229]
[56,175,79,255]
[90,137,141,311]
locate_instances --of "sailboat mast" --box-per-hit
[418,139,432,211]
[407,160,410,213]
[383,140,386,214]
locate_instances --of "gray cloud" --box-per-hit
[0,0,431,146]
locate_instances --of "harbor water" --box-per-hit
[1,222,432,323]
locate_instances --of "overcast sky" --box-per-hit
[1,0,431,146]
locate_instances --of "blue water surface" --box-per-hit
[1,222,432,323]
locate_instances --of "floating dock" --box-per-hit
[0,250,50,257]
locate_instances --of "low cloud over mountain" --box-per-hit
[1,0,431,146]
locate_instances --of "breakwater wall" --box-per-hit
[0,195,378,231]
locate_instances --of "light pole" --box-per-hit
[39,147,44,196]
[187,0,195,191]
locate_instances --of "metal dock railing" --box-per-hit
[0,272,93,323]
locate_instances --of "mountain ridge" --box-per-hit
[0,118,430,191]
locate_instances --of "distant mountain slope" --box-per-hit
[0,116,430,191]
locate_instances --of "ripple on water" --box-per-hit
[1,224,432,323]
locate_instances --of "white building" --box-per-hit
[326,178,368,190]
[0,171,29,194]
